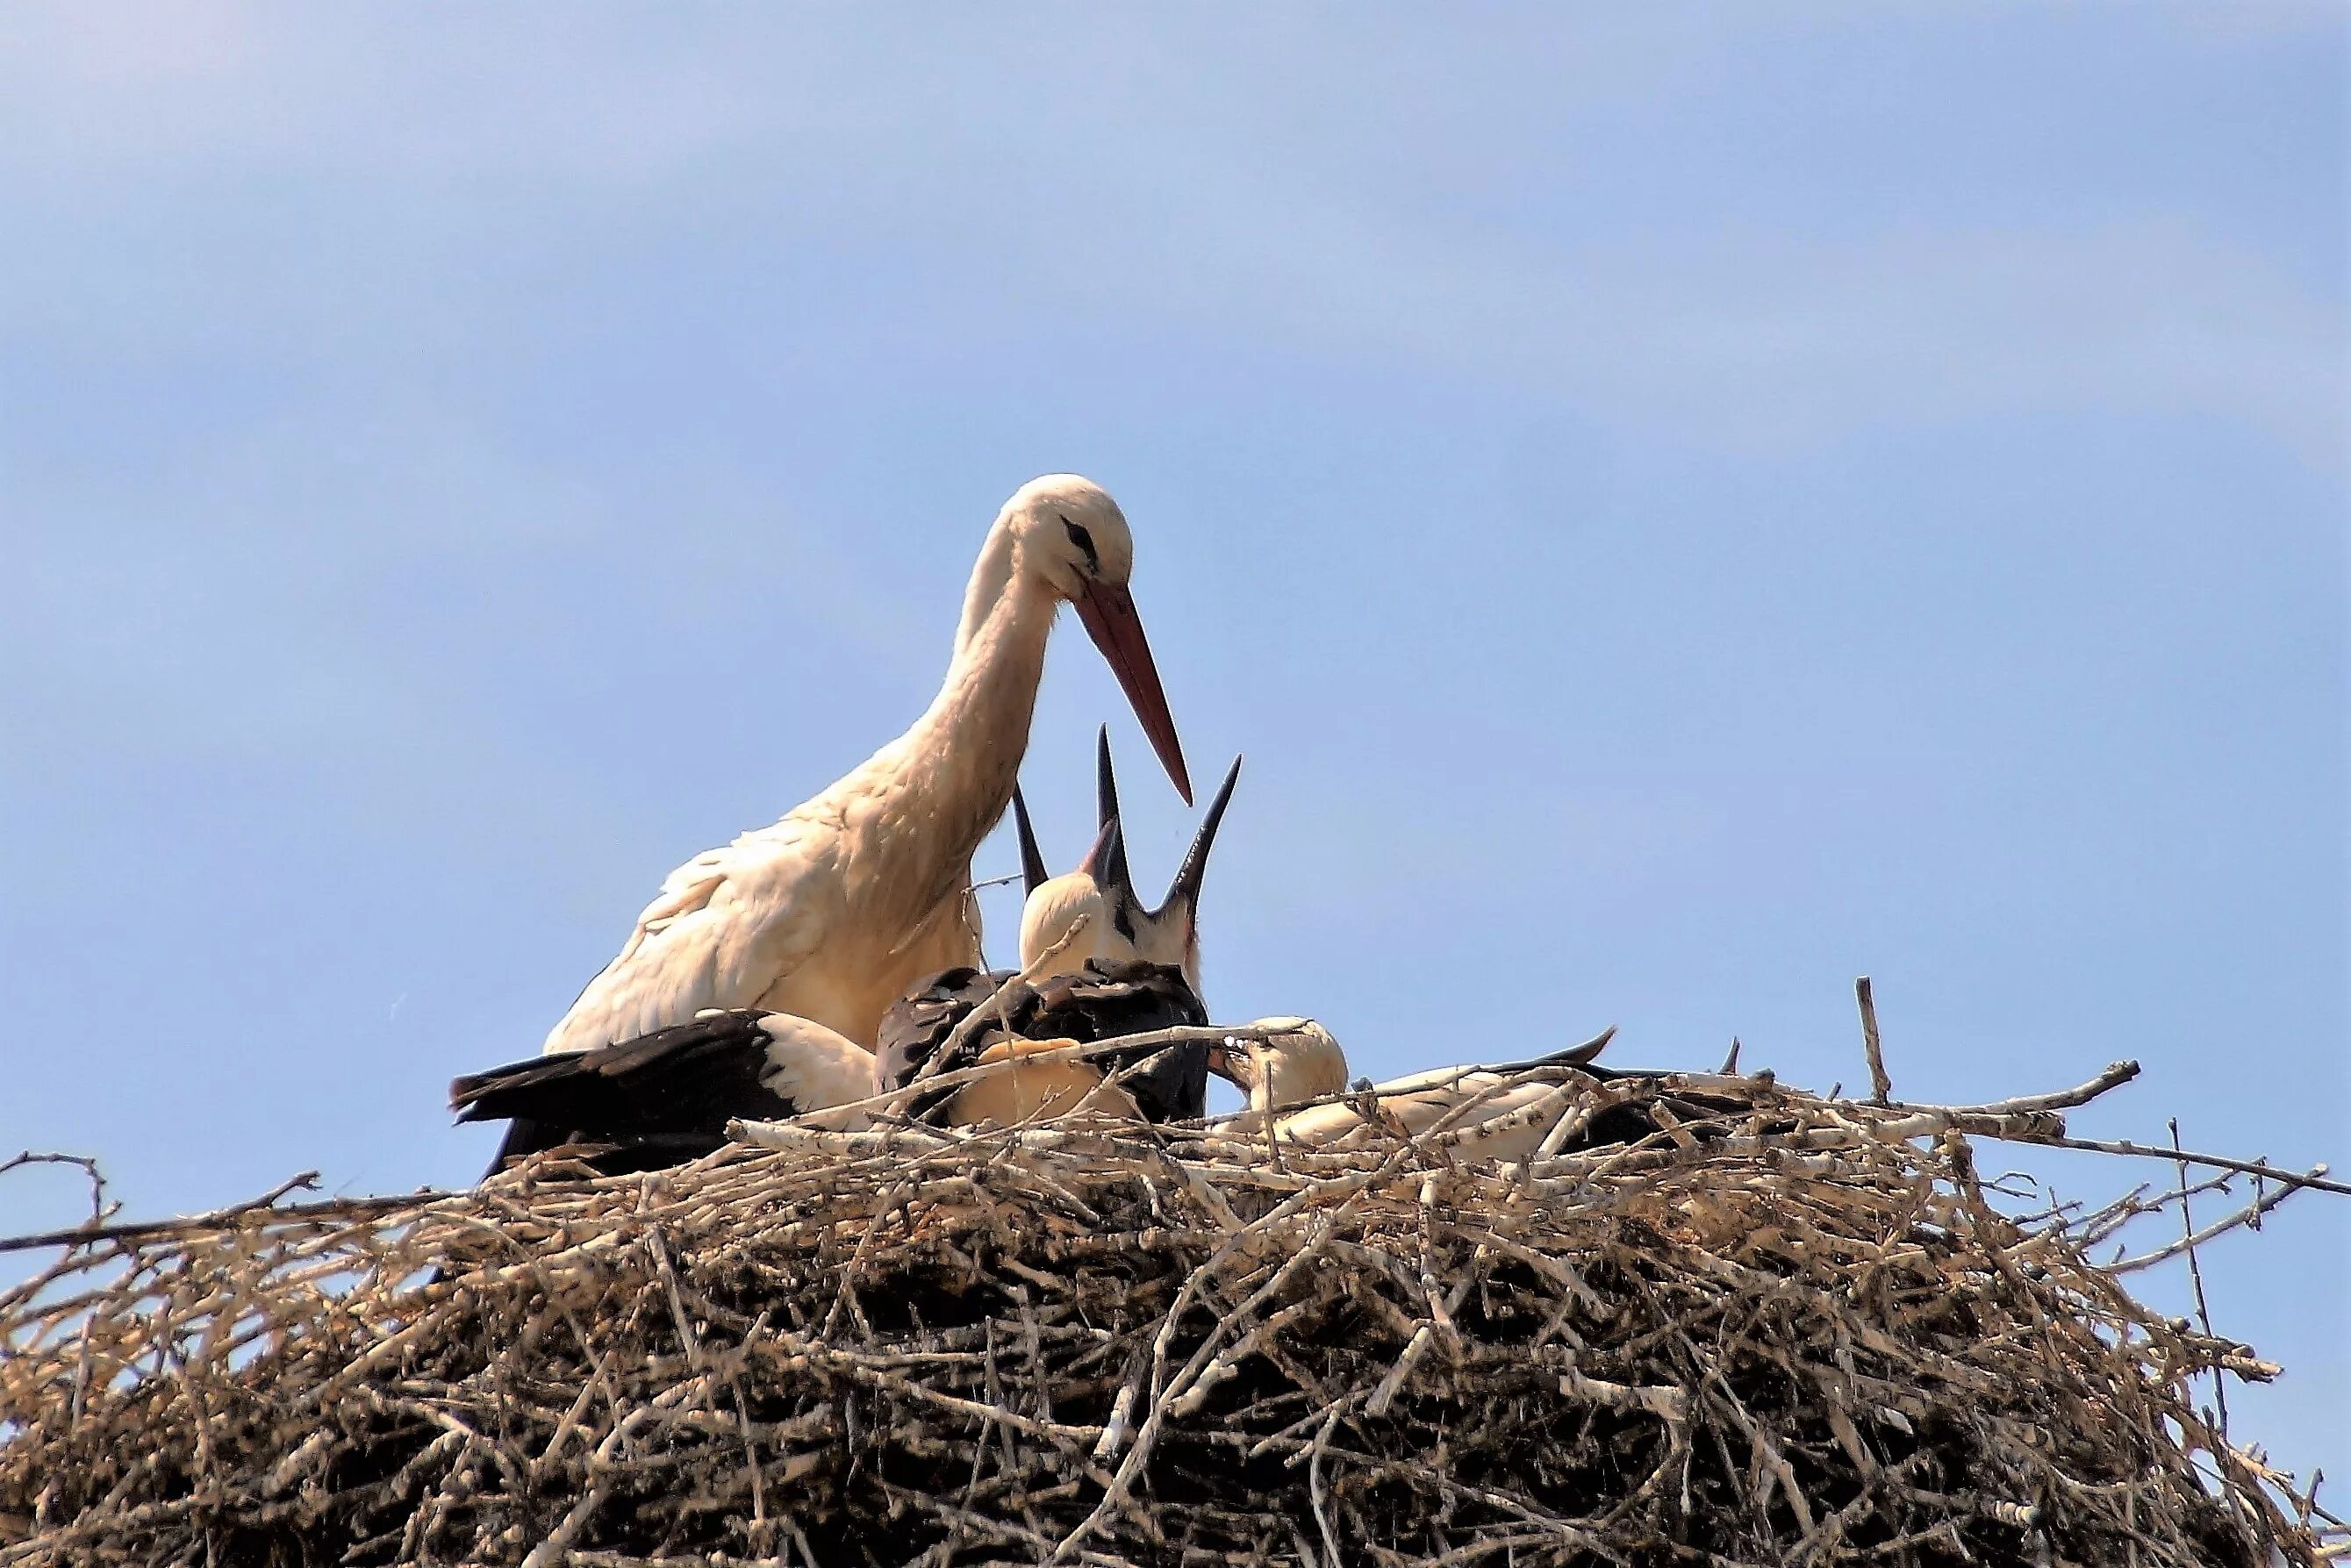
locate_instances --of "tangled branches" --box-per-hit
[1,1063,2339,1566]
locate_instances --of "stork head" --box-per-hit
[1003,475,1191,804]
[1208,1019,1351,1114]
[1091,730,1241,992]
[1014,806,1121,978]
[1012,733,1242,994]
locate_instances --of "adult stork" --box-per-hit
[1012,731,1242,995]
[542,476,1192,1056]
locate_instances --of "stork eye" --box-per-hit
[1061,517,1100,572]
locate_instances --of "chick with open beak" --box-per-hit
[1010,727,1242,997]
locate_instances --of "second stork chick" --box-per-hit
[1208,1020,1620,1163]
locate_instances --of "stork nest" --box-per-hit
[1,1053,2340,1567]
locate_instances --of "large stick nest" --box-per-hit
[1,1058,2337,1566]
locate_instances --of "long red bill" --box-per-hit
[1073,582,1192,805]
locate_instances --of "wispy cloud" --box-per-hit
[4,9,2337,465]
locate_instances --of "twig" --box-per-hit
[0,1170,323,1255]
[1856,977,1891,1106]
[2005,1135,2351,1199]
[0,1150,110,1229]
[909,923,1090,1092]
[2111,1167,2322,1273]
[2171,1120,2229,1444]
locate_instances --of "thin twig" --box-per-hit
[0,1150,110,1229]
[2171,1120,2229,1444]
[2006,1134,2351,1199]
[0,1170,323,1255]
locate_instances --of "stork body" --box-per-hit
[453,1011,877,1177]
[943,1036,1146,1126]
[874,961,1210,1126]
[542,477,1189,1056]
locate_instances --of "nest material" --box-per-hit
[1,1057,2337,1567]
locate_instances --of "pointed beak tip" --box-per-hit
[1074,580,1190,805]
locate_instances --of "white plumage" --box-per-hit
[749,1014,880,1133]
[543,476,1191,1056]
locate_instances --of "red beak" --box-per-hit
[1073,582,1192,805]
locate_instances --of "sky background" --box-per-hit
[2,3,2344,1487]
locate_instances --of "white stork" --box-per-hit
[1208,1020,1619,1163]
[1011,731,1242,993]
[542,476,1192,1056]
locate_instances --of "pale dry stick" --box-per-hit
[1306,1402,1346,1568]
[519,1467,610,1566]
[642,1226,703,1371]
[2169,1120,2231,1450]
[818,1178,919,1341]
[2007,1133,2351,1199]
[1576,1063,2140,1176]
[0,1171,326,1256]
[1365,1324,1437,1419]
[1857,1060,2143,1133]
[1529,1076,1635,1163]
[1163,1298,1316,1420]
[1857,976,1892,1106]
[1088,1346,1150,1462]
[2112,1168,2321,1274]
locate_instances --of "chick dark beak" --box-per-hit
[1011,786,1049,899]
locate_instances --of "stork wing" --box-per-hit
[455,1009,799,1176]
[542,820,845,1056]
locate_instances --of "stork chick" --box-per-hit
[1011,729,1242,994]
[875,961,1210,1126]
[943,1036,1145,1127]
[543,476,1192,1056]
[1209,1020,1618,1163]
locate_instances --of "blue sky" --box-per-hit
[3,4,2343,1485]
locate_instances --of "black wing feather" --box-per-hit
[450,1010,800,1177]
